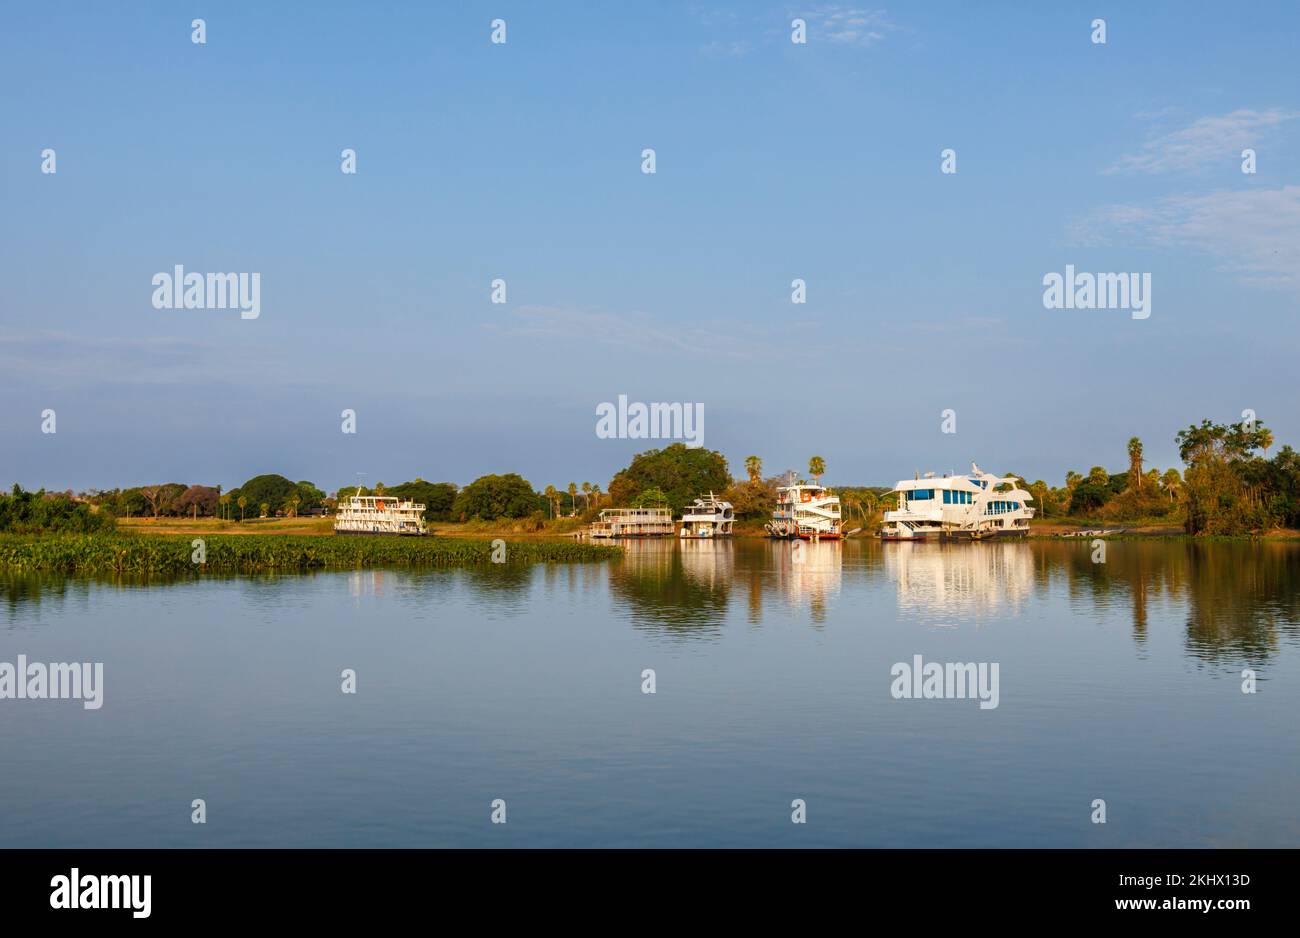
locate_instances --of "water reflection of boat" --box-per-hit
[607,539,733,632]
[677,537,735,586]
[771,540,842,622]
[884,540,1033,618]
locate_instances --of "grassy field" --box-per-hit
[0,533,621,574]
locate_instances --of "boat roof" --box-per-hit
[892,463,1031,496]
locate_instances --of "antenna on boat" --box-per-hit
[355,471,366,496]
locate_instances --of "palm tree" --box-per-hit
[582,482,592,514]
[1161,468,1182,503]
[745,455,762,482]
[591,484,602,508]
[259,502,269,519]
[237,495,247,521]
[219,493,231,521]
[543,485,558,519]
[1259,426,1274,457]
[286,495,300,518]
[568,483,578,517]
[1128,437,1144,490]
[840,492,860,522]
[374,482,385,496]
[862,491,879,520]
[808,456,826,483]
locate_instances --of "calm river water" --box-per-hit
[2,539,1297,847]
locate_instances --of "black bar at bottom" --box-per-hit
[0,848,1285,923]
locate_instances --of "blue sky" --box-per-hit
[2,1,1297,492]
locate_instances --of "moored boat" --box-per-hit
[879,464,1034,541]
[679,492,734,539]
[333,490,428,536]
[588,507,675,538]
[765,482,843,539]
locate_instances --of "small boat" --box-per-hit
[333,489,427,536]
[679,492,734,538]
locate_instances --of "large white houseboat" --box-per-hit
[333,490,427,536]
[679,492,734,538]
[588,507,675,538]
[880,464,1034,540]
[765,482,843,539]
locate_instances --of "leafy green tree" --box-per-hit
[633,487,669,508]
[0,485,115,534]
[607,444,731,514]
[1176,419,1273,533]
[293,481,326,513]
[452,473,538,521]
[385,480,458,521]
[235,474,297,515]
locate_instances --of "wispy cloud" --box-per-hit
[700,38,754,57]
[0,331,293,388]
[1069,186,1300,290]
[800,6,896,46]
[1106,108,1299,175]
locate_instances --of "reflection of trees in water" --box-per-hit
[607,539,732,635]
[1181,543,1297,663]
[4,574,76,622]
[1046,541,1300,663]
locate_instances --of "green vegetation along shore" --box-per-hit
[0,534,620,575]
[4,415,1298,542]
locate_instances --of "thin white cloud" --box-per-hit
[700,39,754,57]
[1106,108,1299,175]
[0,331,294,387]
[800,6,896,46]
[1069,186,1300,290]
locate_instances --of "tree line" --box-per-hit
[5,418,1297,535]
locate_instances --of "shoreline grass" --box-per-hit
[0,534,621,575]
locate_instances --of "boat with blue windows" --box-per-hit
[879,464,1034,541]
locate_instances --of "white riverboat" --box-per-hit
[333,490,427,536]
[765,482,843,539]
[588,507,675,538]
[880,464,1034,541]
[678,492,734,538]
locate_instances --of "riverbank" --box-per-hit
[0,534,621,575]
[110,516,1300,541]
